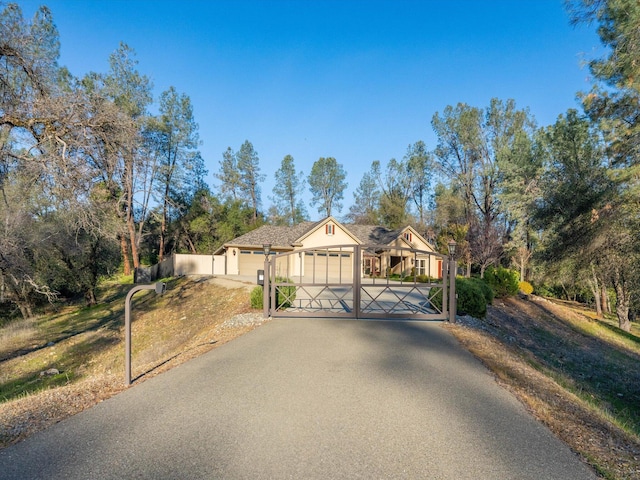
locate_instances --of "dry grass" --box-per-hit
[446,296,640,480]
[0,276,259,449]
[0,318,39,360]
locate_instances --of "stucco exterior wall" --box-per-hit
[226,248,240,275]
[301,222,358,248]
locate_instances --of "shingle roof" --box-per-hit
[222,219,423,252]
[225,221,320,249]
[344,224,402,245]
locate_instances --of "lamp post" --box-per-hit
[447,240,457,323]
[263,244,271,318]
[124,282,166,386]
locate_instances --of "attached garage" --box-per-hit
[238,251,267,276]
[303,251,353,283]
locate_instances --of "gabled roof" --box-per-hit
[217,217,434,253]
[295,216,361,245]
[346,224,403,245]
[221,221,320,250]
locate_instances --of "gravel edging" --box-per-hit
[219,311,268,330]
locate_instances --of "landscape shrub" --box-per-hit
[402,274,437,283]
[519,281,534,295]
[456,277,487,318]
[428,287,443,312]
[469,277,494,305]
[250,286,263,309]
[275,277,297,309]
[429,277,487,318]
[532,282,555,298]
[484,266,519,298]
[250,279,297,309]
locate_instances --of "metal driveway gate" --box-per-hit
[263,244,457,321]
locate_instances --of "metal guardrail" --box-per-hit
[124,282,166,386]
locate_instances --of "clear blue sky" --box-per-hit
[20,0,602,220]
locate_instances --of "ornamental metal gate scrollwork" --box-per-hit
[262,244,457,321]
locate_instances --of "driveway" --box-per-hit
[0,319,596,479]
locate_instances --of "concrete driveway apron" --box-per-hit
[0,319,597,479]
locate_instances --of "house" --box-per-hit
[215,216,443,280]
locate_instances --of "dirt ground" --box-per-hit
[447,296,640,480]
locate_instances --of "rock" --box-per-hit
[40,368,60,377]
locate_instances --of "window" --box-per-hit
[326,224,335,235]
[415,259,425,275]
[404,232,412,242]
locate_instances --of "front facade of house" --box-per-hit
[215,217,443,280]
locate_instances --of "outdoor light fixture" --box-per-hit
[447,239,457,257]
[263,243,272,257]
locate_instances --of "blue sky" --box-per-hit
[20,0,602,219]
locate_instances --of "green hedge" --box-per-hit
[250,277,297,310]
[484,266,519,298]
[250,286,263,309]
[275,277,296,308]
[456,278,487,318]
[467,277,494,305]
[430,277,488,319]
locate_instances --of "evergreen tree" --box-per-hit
[270,154,307,225]
[216,147,242,201]
[148,86,202,261]
[236,140,265,224]
[347,164,380,224]
[308,157,347,217]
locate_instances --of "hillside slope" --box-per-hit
[447,296,640,480]
[0,276,263,448]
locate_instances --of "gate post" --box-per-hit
[354,245,361,318]
[263,245,271,318]
[448,240,457,323]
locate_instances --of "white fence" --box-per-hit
[134,254,226,283]
[175,254,226,276]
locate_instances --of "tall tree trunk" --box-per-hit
[6,282,34,319]
[127,214,139,269]
[158,176,171,262]
[159,214,166,263]
[615,284,631,332]
[123,154,140,269]
[120,234,131,276]
[612,268,631,332]
[182,222,197,253]
[590,263,602,318]
[601,284,610,314]
[16,301,32,320]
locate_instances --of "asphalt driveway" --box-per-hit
[0,319,597,479]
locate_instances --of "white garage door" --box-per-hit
[303,251,353,283]
[239,251,267,277]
